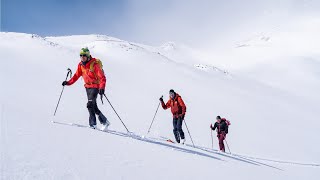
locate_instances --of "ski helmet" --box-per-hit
[80,47,90,58]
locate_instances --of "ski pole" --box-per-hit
[147,95,163,134]
[103,94,130,133]
[225,138,231,154]
[211,129,214,149]
[183,120,195,147]
[54,68,72,116]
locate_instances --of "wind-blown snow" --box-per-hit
[0,31,319,180]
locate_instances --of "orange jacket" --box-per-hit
[67,58,106,89]
[161,93,186,118]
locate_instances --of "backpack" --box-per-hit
[221,118,230,134]
[222,118,231,126]
[81,58,104,84]
[89,58,103,73]
[90,58,105,80]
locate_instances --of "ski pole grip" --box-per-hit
[67,68,72,78]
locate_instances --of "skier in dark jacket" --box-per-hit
[160,89,187,144]
[210,116,229,152]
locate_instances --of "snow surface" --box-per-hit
[1,32,319,180]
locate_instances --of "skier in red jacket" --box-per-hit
[160,89,187,144]
[62,47,110,130]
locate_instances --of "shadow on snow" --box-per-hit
[52,121,282,170]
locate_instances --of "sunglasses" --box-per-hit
[80,54,87,57]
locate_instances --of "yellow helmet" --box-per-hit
[80,47,90,57]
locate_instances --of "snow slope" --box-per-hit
[1,32,319,180]
[201,17,320,102]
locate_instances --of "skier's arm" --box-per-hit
[212,122,218,130]
[95,64,106,89]
[67,64,82,86]
[161,100,170,110]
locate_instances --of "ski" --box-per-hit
[52,121,143,140]
[159,136,181,144]
[51,121,110,132]
[166,139,175,143]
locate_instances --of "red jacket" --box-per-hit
[67,58,106,89]
[161,93,186,118]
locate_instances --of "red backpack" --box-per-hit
[222,118,231,126]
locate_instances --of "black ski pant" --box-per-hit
[173,117,185,142]
[86,88,105,126]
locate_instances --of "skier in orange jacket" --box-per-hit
[62,47,110,130]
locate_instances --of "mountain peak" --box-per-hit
[160,42,177,51]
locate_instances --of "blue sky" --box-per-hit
[2,0,127,37]
[1,0,320,48]
[1,0,178,44]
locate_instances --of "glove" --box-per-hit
[99,89,105,95]
[62,81,68,86]
[210,124,213,129]
[179,114,185,120]
[159,97,164,102]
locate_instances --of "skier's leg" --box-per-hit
[222,133,226,152]
[177,117,185,139]
[172,118,180,143]
[90,89,101,115]
[98,112,110,126]
[218,134,225,152]
[86,88,97,127]
[89,89,109,125]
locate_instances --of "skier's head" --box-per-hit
[80,47,91,62]
[169,89,176,99]
[216,116,221,122]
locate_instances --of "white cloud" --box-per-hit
[112,0,320,51]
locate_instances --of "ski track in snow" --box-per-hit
[184,143,320,168]
[52,121,319,171]
[233,154,320,167]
